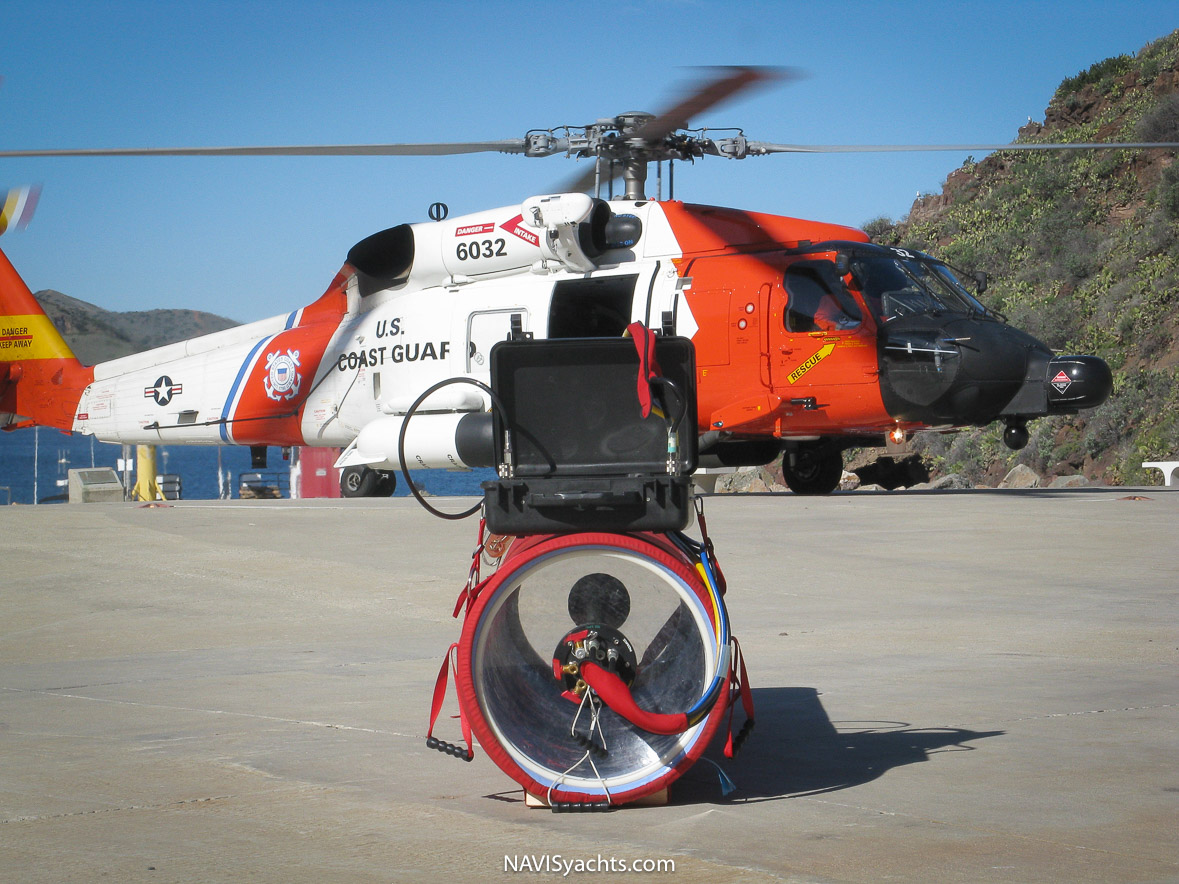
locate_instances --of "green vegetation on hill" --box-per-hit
[870,30,1179,485]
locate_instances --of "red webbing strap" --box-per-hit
[452,518,487,619]
[734,637,754,720]
[626,321,661,419]
[580,662,690,735]
[455,576,493,620]
[724,638,755,758]
[426,643,455,739]
[426,642,473,758]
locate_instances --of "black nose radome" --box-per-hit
[879,317,1035,425]
[1045,355,1113,413]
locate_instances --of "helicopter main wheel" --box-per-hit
[375,470,397,496]
[340,465,379,497]
[456,532,730,807]
[782,443,844,495]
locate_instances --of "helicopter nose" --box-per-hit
[878,317,1034,425]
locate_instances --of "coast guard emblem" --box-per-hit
[264,349,302,401]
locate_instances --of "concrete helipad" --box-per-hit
[1,488,1176,882]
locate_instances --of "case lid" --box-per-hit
[489,336,697,477]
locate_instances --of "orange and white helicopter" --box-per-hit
[3,67,1151,495]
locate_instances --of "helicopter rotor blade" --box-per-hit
[0,140,529,159]
[628,65,795,143]
[745,140,1179,154]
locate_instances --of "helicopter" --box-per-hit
[5,66,1165,495]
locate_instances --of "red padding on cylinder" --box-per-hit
[579,661,690,736]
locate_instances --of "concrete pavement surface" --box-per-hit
[1,488,1176,883]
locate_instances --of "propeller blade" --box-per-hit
[746,140,1179,154]
[0,184,41,235]
[0,140,528,159]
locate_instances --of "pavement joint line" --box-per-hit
[3,796,236,825]
[1004,703,1178,722]
[0,613,106,643]
[1,686,416,738]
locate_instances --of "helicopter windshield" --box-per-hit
[851,252,989,322]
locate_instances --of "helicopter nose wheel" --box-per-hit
[455,532,731,807]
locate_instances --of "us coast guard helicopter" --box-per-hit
[2,67,1136,494]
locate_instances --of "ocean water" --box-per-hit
[0,429,491,505]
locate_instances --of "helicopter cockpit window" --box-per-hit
[930,264,989,314]
[851,254,988,322]
[783,261,862,333]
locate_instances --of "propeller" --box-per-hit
[0,184,41,235]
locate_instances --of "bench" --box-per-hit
[1142,461,1179,487]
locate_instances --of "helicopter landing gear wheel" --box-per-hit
[340,465,396,497]
[375,470,397,496]
[340,465,378,497]
[782,442,844,495]
[456,532,730,808]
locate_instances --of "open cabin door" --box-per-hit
[547,273,639,338]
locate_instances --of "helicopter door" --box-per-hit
[771,259,874,391]
[547,274,638,338]
[467,309,529,373]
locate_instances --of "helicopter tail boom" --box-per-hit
[0,246,92,431]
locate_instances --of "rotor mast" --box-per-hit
[622,157,648,200]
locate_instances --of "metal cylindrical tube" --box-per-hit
[456,531,730,807]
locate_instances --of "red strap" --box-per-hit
[452,518,488,619]
[734,637,755,720]
[626,321,661,418]
[580,662,690,735]
[426,642,473,758]
[455,576,493,620]
[723,638,755,758]
[426,643,457,739]
[452,587,470,620]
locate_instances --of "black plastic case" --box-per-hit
[481,336,697,535]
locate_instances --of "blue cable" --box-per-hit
[669,530,731,725]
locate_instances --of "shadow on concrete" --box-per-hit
[676,686,1004,804]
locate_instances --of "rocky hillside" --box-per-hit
[35,289,237,365]
[867,30,1179,486]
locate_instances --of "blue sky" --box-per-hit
[1,1,1176,322]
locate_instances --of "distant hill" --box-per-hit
[868,29,1179,486]
[34,289,238,365]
